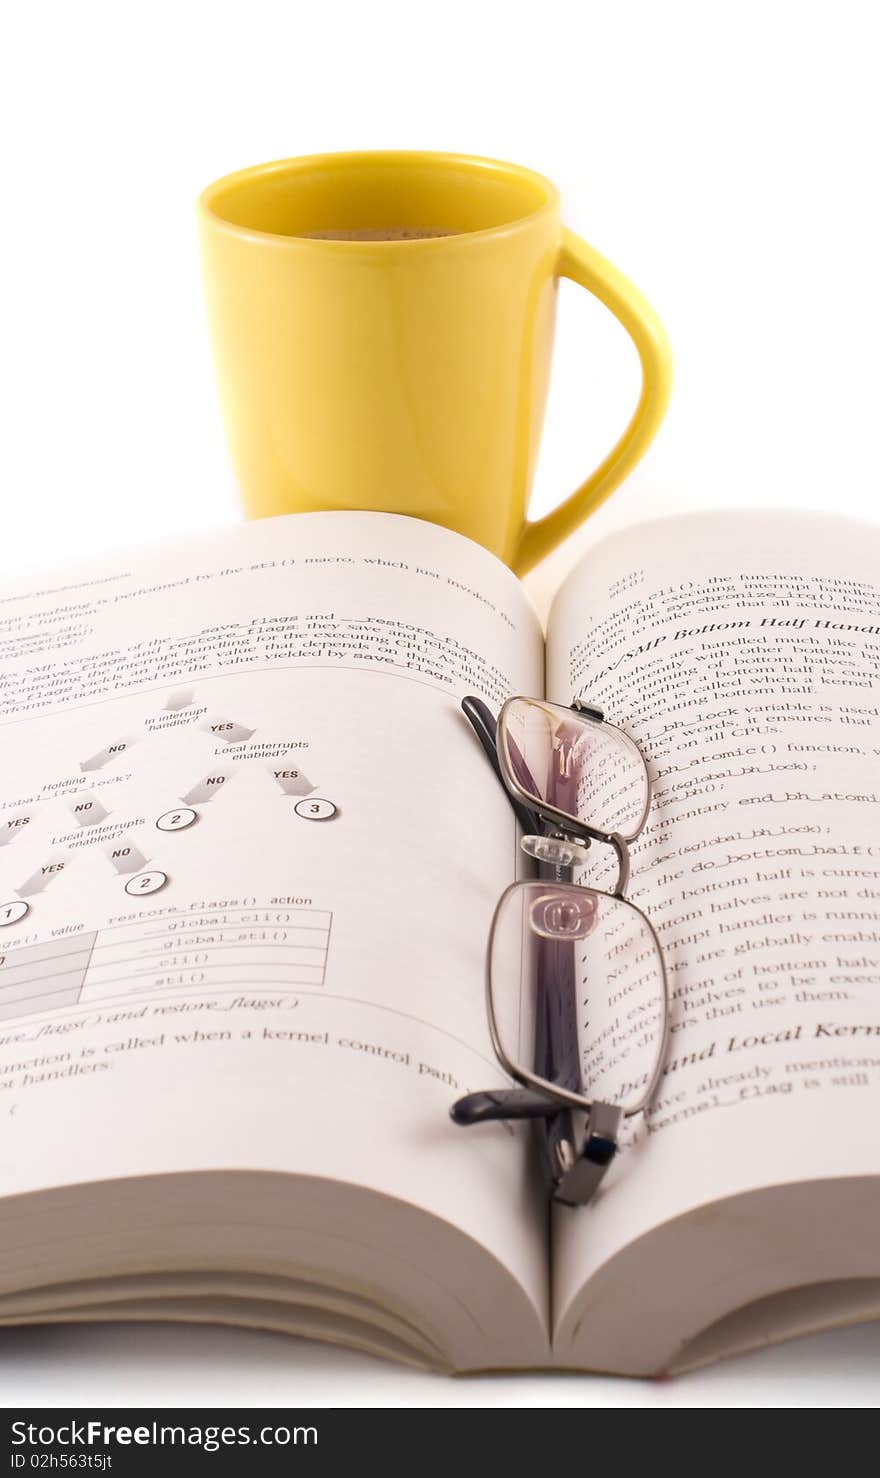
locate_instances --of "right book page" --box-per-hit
[544,510,880,1374]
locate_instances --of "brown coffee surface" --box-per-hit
[300,227,455,241]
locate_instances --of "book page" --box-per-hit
[0,511,548,1353]
[545,511,880,1342]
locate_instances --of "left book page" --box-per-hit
[0,511,547,1370]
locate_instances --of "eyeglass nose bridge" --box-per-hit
[521,823,631,897]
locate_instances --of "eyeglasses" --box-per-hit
[451,695,669,1207]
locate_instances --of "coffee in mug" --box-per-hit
[301,228,456,240]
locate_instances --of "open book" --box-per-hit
[1,507,879,1377]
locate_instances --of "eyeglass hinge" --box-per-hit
[553,1102,622,1206]
[571,699,604,723]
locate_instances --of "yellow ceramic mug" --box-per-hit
[199,152,672,575]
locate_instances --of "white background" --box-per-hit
[2,0,879,1408]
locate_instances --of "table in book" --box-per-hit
[0,506,878,1375]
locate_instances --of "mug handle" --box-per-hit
[512,227,673,576]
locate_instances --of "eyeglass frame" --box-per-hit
[452,693,670,1205]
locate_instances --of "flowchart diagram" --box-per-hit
[0,677,341,1020]
[0,682,339,927]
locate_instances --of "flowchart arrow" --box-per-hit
[0,815,32,846]
[165,688,195,711]
[17,857,66,897]
[270,766,317,797]
[80,736,137,771]
[201,717,255,745]
[181,772,233,805]
[67,793,111,827]
[105,840,149,874]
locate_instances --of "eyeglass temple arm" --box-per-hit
[451,1090,622,1205]
[571,698,605,722]
[535,708,623,1204]
[461,696,542,834]
[450,1087,560,1124]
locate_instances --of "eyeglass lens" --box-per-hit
[489,881,666,1116]
[498,698,649,841]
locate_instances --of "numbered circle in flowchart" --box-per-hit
[156,807,198,833]
[294,797,337,821]
[124,870,168,897]
[0,900,30,927]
